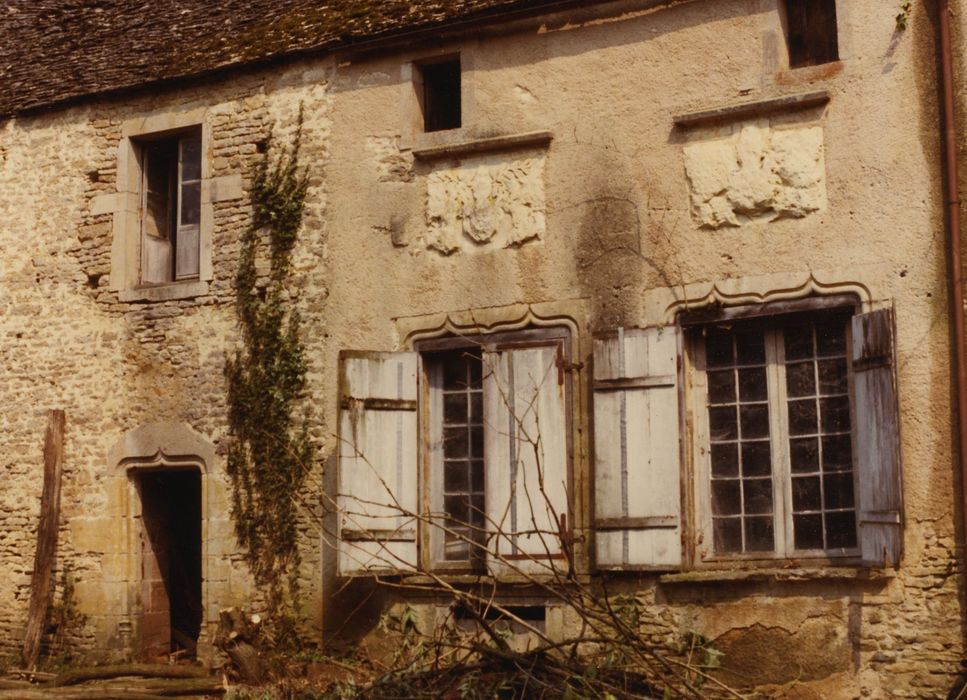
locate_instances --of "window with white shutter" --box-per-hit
[683,303,903,567]
[337,351,419,576]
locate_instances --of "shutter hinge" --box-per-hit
[555,352,583,385]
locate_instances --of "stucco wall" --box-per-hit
[0,0,961,696]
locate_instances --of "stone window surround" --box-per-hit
[400,44,478,153]
[95,106,244,303]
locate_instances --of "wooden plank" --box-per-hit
[21,410,66,670]
[593,328,683,569]
[338,352,419,576]
[852,309,903,567]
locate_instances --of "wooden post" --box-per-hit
[21,410,66,669]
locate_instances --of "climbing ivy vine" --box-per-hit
[225,109,312,628]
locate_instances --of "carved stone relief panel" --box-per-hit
[424,151,546,255]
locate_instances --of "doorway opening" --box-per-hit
[135,469,202,659]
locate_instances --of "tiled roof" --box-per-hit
[0,0,568,118]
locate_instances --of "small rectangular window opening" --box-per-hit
[784,0,839,68]
[139,128,202,285]
[420,57,462,132]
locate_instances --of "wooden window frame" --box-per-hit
[685,298,865,567]
[416,327,574,574]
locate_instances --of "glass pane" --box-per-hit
[788,399,818,435]
[444,495,470,523]
[793,513,824,550]
[467,353,483,388]
[180,136,201,181]
[708,370,736,404]
[741,441,771,477]
[784,325,813,361]
[743,478,773,515]
[444,462,469,492]
[470,392,483,422]
[792,476,822,511]
[818,358,848,395]
[180,181,201,226]
[469,495,486,526]
[444,427,468,457]
[816,322,846,356]
[709,406,738,441]
[785,362,816,398]
[444,393,467,423]
[470,460,485,492]
[823,473,855,509]
[711,443,739,477]
[713,518,742,553]
[740,404,769,440]
[470,426,483,458]
[711,480,741,516]
[738,367,767,402]
[736,331,765,365]
[443,356,468,387]
[790,437,820,473]
[820,396,851,433]
[744,517,774,552]
[822,434,852,472]
[825,511,857,549]
[706,332,733,367]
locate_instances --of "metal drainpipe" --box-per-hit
[937,0,967,560]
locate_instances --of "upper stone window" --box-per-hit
[138,129,202,284]
[418,56,461,132]
[784,0,839,68]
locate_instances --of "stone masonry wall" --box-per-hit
[0,0,963,697]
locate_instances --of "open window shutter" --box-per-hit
[337,351,419,576]
[175,135,201,280]
[852,308,903,567]
[593,327,682,570]
[484,343,569,576]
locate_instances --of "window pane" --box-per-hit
[708,370,736,404]
[784,325,813,361]
[444,427,468,457]
[822,434,852,472]
[741,441,771,477]
[815,322,846,357]
[445,462,469,492]
[743,478,773,515]
[736,331,765,364]
[792,476,821,511]
[711,443,739,477]
[180,135,201,181]
[470,392,483,422]
[823,473,854,510]
[820,396,851,433]
[788,399,818,435]
[470,460,485,492]
[444,393,467,423]
[790,437,819,473]
[706,332,733,367]
[818,358,848,395]
[709,406,738,441]
[470,426,483,458]
[786,362,816,398]
[738,367,767,401]
[740,404,769,440]
[825,511,857,549]
[713,518,742,554]
[793,513,824,550]
[744,517,774,552]
[711,480,741,516]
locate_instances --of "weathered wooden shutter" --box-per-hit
[484,343,569,575]
[337,351,419,576]
[852,308,903,567]
[175,135,202,280]
[593,327,683,569]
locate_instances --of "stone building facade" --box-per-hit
[1,0,966,696]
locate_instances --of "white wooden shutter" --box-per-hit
[175,135,201,280]
[852,308,903,567]
[337,351,419,576]
[593,327,683,569]
[484,343,569,576]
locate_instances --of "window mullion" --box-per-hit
[766,329,792,558]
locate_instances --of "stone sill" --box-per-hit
[119,280,209,303]
[672,90,830,129]
[659,566,896,585]
[412,130,553,161]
